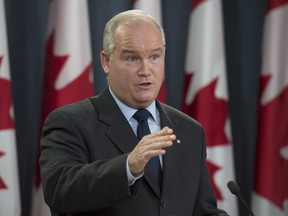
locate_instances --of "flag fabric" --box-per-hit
[252,0,288,215]
[31,0,94,215]
[182,0,238,215]
[133,0,167,103]
[0,0,21,215]
[133,0,162,23]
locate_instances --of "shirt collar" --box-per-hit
[109,87,158,122]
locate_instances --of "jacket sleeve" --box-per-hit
[40,109,140,214]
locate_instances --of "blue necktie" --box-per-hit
[133,109,162,189]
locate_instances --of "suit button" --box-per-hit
[108,193,120,201]
[160,201,166,208]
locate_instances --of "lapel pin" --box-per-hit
[176,139,181,144]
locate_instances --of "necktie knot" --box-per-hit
[133,109,151,122]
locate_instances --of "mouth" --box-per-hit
[140,82,151,86]
[138,81,153,88]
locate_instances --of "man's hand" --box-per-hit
[128,126,176,175]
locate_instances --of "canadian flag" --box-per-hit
[133,0,167,103]
[182,0,238,215]
[31,0,94,215]
[0,0,21,215]
[252,0,288,215]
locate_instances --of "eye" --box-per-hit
[126,56,138,62]
[150,55,160,63]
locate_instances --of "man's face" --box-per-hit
[101,22,165,108]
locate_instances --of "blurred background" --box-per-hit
[1,0,287,216]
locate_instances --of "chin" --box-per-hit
[134,91,156,103]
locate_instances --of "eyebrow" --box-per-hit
[151,48,164,53]
[121,47,164,55]
[121,50,137,55]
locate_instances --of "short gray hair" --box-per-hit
[103,10,166,58]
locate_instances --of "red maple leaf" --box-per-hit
[157,82,167,103]
[0,56,14,130]
[34,32,94,188]
[191,0,207,11]
[0,151,8,189]
[254,75,288,211]
[206,160,223,200]
[41,32,94,119]
[182,73,229,200]
[267,0,288,12]
[0,56,12,190]
[183,73,229,147]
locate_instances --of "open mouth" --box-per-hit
[138,82,153,88]
[140,82,151,86]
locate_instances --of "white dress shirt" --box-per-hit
[109,87,162,185]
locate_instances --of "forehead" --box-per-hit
[114,22,164,53]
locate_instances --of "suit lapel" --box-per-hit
[91,89,161,196]
[142,102,186,197]
[157,103,186,197]
[90,88,138,154]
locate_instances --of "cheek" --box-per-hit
[155,65,165,81]
[109,66,135,87]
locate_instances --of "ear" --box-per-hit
[100,51,110,75]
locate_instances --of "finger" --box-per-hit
[140,132,176,148]
[147,126,174,138]
[132,134,174,159]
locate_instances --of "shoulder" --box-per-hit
[52,97,95,116]
[45,88,119,126]
[157,102,203,130]
[42,98,96,129]
[49,88,110,117]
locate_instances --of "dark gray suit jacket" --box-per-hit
[40,88,229,216]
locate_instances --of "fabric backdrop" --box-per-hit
[3,0,269,215]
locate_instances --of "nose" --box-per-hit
[138,59,151,76]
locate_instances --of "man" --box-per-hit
[40,10,229,216]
